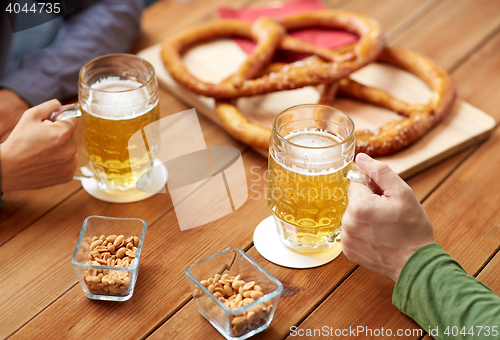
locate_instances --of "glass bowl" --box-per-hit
[71,215,147,301]
[186,247,283,340]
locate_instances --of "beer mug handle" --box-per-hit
[50,103,82,121]
[347,163,382,195]
[49,104,92,181]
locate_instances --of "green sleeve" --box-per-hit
[393,243,500,339]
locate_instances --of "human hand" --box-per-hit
[341,153,435,282]
[0,99,78,191]
[0,89,30,142]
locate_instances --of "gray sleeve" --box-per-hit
[0,0,143,106]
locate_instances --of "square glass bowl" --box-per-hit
[186,247,283,340]
[71,216,147,301]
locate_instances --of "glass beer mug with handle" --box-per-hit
[267,104,377,253]
[50,54,160,195]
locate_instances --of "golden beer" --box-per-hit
[268,130,351,250]
[82,78,159,193]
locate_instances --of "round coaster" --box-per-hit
[81,160,168,203]
[253,216,343,269]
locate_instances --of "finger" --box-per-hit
[347,180,376,202]
[355,153,405,195]
[72,153,79,177]
[23,99,61,121]
[53,116,78,133]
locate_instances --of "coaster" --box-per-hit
[253,216,343,269]
[81,160,168,203]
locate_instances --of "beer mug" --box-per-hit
[267,104,376,253]
[50,54,160,194]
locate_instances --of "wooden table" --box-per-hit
[2,0,500,339]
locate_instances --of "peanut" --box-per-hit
[86,276,100,284]
[106,235,117,243]
[81,234,139,297]
[113,235,124,248]
[251,291,264,300]
[90,240,103,250]
[198,273,274,337]
[107,243,116,254]
[243,281,255,291]
[223,284,233,297]
[115,247,127,259]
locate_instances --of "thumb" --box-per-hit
[355,153,405,195]
[23,99,62,121]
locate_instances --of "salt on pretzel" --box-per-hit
[161,10,384,99]
[215,47,455,156]
[335,47,455,156]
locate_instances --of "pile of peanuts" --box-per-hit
[79,234,139,296]
[200,273,273,337]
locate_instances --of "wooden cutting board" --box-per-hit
[137,41,495,179]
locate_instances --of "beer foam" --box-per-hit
[84,78,154,119]
[276,130,350,175]
[286,130,343,147]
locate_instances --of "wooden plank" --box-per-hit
[285,123,500,340]
[283,268,423,340]
[408,29,500,216]
[390,0,500,70]
[407,147,475,202]
[9,151,294,339]
[452,30,500,122]
[336,0,438,41]
[141,39,494,181]
[144,150,478,340]
[132,0,259,53]
[148,247,357,340]
[139,0,494,180]
[0,88,245,248]
[422,128,500,276]
[405,27,500,200]
[0,86,244,339]
[140,2,500,339]
[10,1,500,339]
[0,189,173,339]
[0,182,81,246]
[477,250,500,297]
[269,4,500,336]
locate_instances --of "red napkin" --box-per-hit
[218,0,358,63]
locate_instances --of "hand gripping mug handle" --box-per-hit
[49,103,82,121]
[347,163,382,195]
[49,104,93,181]
[334,164,382,244]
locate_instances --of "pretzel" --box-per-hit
[215,47,455,156]
[161,10,384,99]
[335,47,455,156]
